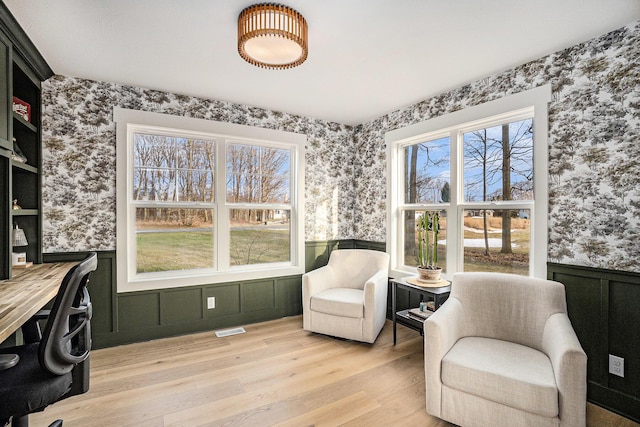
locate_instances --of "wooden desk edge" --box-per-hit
[0,262,76,343]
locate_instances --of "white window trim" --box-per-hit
[386,85,551,279]
[115,108,306,293]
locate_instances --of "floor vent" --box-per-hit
[215,327,246,338]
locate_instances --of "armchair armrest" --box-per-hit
[363,269,388,311]
[424,297,464,417]
[542,312,587,427]
[364,269,389,326]
[302,265,336,298]
[302,265,336,331]
[362,269,389,341]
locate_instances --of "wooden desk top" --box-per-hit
[0,262,76,343]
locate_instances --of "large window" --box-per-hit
[133,133,217,274]
[226,143,292,267]
[115,109,305,292]
[387,86,551,279]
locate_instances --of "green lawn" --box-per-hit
[462,228,530,275]
[229,228,290,266]
[136,228,290,273]
[137,225,528,275]
[136,231,215,273]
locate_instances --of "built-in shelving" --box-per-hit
[11,159,37,173]
[11,209,38,216]
[0,5,53,280]
[13,112,37,132]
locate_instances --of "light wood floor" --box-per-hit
[30,316,638,427]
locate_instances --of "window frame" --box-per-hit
[115,108,305,293]
[386,85,551,279]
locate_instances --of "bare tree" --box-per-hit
[464,119,533,256]
[464,129,494,256]
[226,144,290,224]
[404,141,449,263]
[404,145,419,257]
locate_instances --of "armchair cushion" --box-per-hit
[311,288,364,318]
[442,337,558,417]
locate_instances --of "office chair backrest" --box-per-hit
[39,252,98,375]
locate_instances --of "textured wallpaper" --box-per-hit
[353,20,640,272]
[41,80,355,250]
[42,20,639,273]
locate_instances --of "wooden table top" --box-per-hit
[0,262,76,343]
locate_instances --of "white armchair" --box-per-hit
[302,249,390,343]
[425,272,587,427]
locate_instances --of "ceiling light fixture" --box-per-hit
[237,3,308,70]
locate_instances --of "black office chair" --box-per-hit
[0,252,98,427]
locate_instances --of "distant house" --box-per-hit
[466,209,494,217]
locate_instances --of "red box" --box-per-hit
[12,96,31,122]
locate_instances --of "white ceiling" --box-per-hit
[5,0,640,126]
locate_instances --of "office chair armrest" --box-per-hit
[0,354,19,371]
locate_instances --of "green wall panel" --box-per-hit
[160,288,203,325]
[276,276,302,314]
[609,280,640,398]
[354,240,386,251]
[548,262,640,423]
[90,255,116,336]
[242,279,275,312]
[305,243,330,272]
[43,251,116,336]
[117,293,160,332]
[305,239,354,271]
[553,272,604,382]
[205,284,241,318]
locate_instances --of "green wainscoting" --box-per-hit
[44,251,302,348]
[43,240,385,349]
[548,263,640,423]
[305,239,353,271]
[41,249,639,422]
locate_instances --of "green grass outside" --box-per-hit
[230,228,290,266]
[137,225,528,275]
[136,231,214,273]
[136,228,290,273]
[462,228,530,275]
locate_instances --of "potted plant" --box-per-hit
[416,211,442,282]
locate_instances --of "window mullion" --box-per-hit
[217,140,230,270]
[449,129,461,276]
